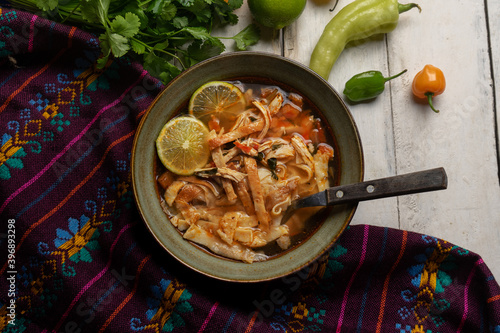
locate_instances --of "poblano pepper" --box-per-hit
[309,0,421,80]
[343,69,407,102]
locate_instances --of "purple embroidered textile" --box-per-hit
[1,8,499,333]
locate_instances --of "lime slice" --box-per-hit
[156,116,210,176]
[188,81,246,130]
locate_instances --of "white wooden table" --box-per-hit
[219,0,500,279]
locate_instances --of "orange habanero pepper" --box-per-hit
[412,64,446,113]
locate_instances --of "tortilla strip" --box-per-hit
[243,225,288,248]
[235,178,255,216]
[183,224,266,263]
[292,163,315,185]
[175,184,203,203]
[173,185,204,225]
[209,119,265,149]
[175,200,200,225]
[223,146,240,163]
[164,180,186,206]
[217,212,239,244]
[217,167,246,182]
[170,215,190,231]
[265,177,299,211]
[211,145,238,202]
[178,176,221,198]
[244,156,270,231]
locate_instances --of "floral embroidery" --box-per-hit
[0,133,26,180]
[399,240,455,331]
[53,215,100,263]
[0,10,17,23]
[130,278,193,332]
[408,247,455,293]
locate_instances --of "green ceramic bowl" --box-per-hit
[132,52,364,282]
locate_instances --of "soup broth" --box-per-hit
[155,78,339,263]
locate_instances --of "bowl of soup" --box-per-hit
[131,52,363,282]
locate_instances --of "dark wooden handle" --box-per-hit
[326,167,448,205]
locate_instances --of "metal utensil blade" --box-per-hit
[280,190,327,224]
[279,167,448,225]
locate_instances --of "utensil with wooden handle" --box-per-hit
[280,167,448,224]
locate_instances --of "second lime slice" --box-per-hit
[156,116,210,176]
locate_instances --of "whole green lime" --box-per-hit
[248,0,307,30]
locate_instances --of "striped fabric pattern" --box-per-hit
[1,8,499,333]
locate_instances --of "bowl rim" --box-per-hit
[131,51,364,282]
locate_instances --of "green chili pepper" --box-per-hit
[343,69,407,102]
[309,0,421,80]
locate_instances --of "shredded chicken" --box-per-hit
[314,145,334,191]
[209,119,265,149]
[268,92,284,115]
[252,100,272,140]
[195,167,246,183]
[291,134,315,169]
[259,138,295,161]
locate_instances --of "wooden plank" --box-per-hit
[388,0,500,278]
[285,1,399,228]
[487,0,500,181]
[486,0,500,280]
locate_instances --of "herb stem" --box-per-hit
[60,3,81,24]
[154,49,187,70]
[138,0,153,7]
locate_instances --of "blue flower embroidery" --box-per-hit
[145,279,193,332]
[407,247,456,293]
[54,215,100,263]
[0,133,26,180]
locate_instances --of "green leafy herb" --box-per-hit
[194,167,218,177]
[230,24,260,51]
[10,0,260,84]
[256,152,265,161]
[110,13,141,38]
[267,157,278,180]
[271,144,282,150]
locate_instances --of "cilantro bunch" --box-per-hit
[8,0,260,83]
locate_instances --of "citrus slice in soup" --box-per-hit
[189,81,246,129]
[156,116,210,176]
